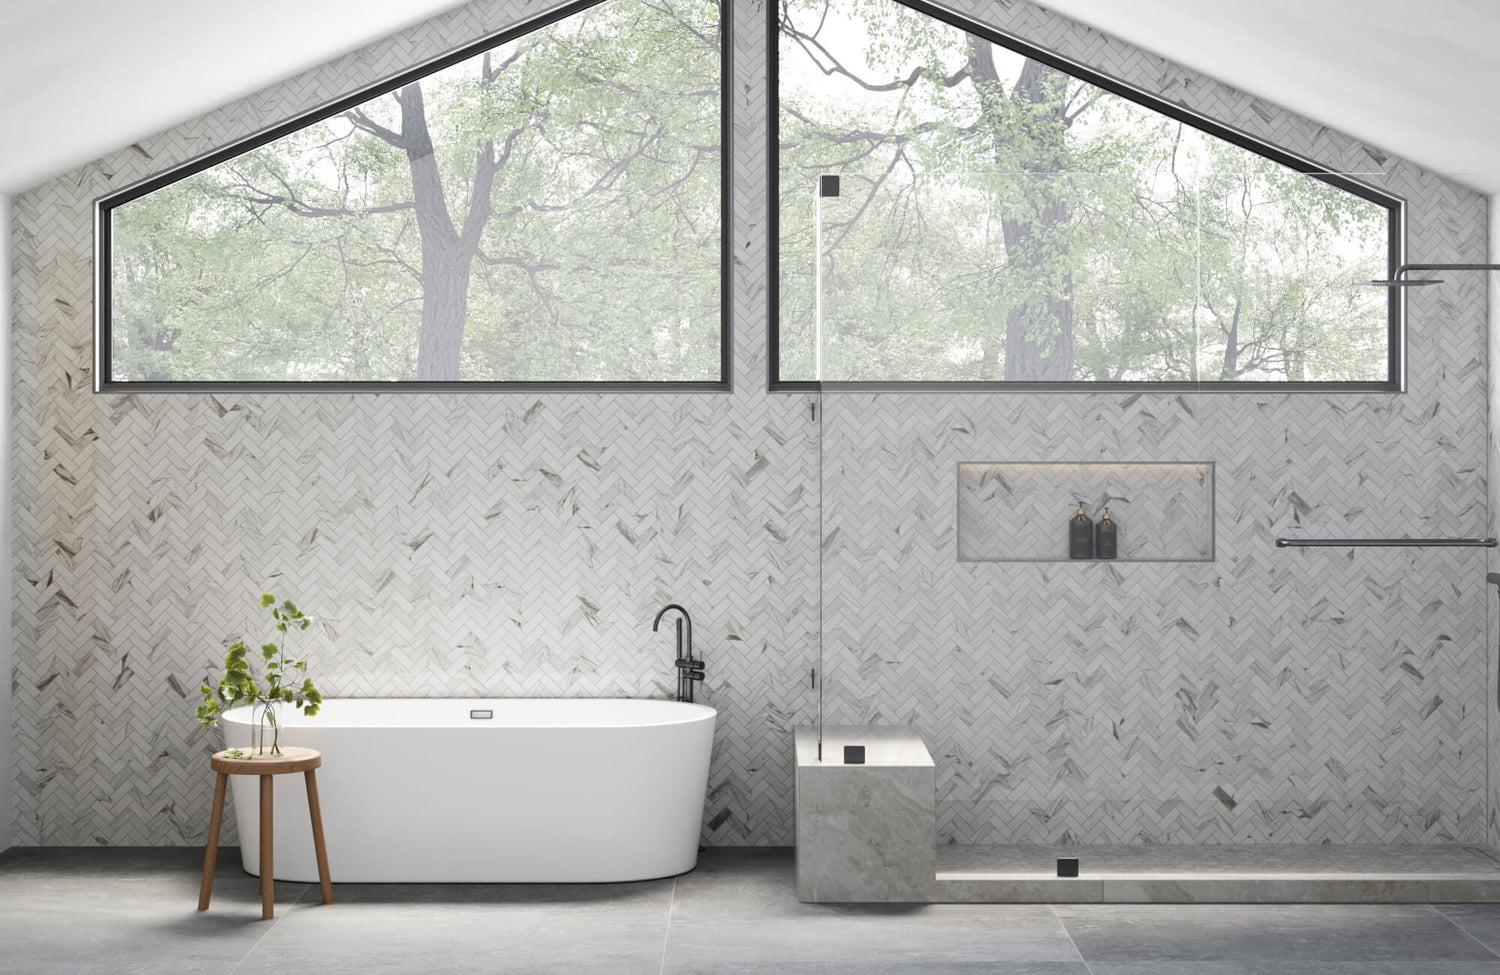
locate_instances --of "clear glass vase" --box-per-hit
[251,703,282,756]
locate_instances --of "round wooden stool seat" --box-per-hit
[211,746,322,776]
[199,745,332,919]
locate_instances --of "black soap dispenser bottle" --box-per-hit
[1096,507,1118,560]
[1068,501,1094,560]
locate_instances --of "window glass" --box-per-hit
[103,0,725,386]
[775,0,1397,385]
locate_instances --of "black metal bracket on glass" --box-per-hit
[1276,537,1498,548]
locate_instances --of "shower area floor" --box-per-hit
[796,726,1500,903]
[933,844,1500,903]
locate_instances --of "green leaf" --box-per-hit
[196,591,320,729]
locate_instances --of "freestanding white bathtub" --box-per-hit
[219,698,716,883]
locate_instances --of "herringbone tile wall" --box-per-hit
[10,0,818,847]
[818,0,1490,845]
[7,0,1491,848]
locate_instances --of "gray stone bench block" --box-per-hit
[794,725,936,902]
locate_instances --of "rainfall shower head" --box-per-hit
[1359,277,1442,288]
[1357,263,1500,289]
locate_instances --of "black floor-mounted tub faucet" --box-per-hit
[653,603,704,703]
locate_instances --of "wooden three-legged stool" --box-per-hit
[198,746,333,919]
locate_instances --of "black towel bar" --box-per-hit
[1275,537,1498,548]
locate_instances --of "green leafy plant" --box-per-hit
[196,593,323,755]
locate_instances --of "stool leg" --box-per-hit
[305,769,333,904]
[197,772,228,911]
[260,774,274,920]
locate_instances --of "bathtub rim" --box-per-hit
[219,696,718,731]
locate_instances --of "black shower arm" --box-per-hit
[1393,263,1500,279]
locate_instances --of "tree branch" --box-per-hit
[459,126,524,257]
[482,46,524,86]
[474,252,560,272]
[640,0,719,53]
[780,2,970,93]
[344,106,408,149]
[476,251,561,322]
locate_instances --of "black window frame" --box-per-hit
[94,0,733,394]
[768,0,1406,394]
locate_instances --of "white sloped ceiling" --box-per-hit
[1035,0,1500,192]
[2,1,1498,193]
[0,0,469,194]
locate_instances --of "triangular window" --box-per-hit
[774,0,1400,388]
[99,0,727,389]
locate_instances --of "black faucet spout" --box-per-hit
[653,603,692,648]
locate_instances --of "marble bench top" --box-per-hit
[794,725,934,767]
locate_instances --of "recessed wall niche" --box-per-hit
[957,462,1215,563]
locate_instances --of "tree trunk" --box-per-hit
[1218,299,1242,380]
[395,84,465,381]
[970,43,1076,382]
[131,317,178,381]
[415,239,472,381]
[390,82,497,382]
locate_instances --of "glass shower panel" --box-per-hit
[811,170,1208,838]
[810,162,1427,850]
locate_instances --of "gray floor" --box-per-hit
[9,848,1500,973]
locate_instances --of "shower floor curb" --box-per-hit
[930,844,1500,903]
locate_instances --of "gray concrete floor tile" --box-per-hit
[0,847,309,974]
[232,879,674,975]
[665,959,1089,975]
[1055,903,1497,963]
[661,915,1089,974]
[669,846,807,919]
[668,854,1087,974]
[9,846,1500,974]
[1437,904,1500,954]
